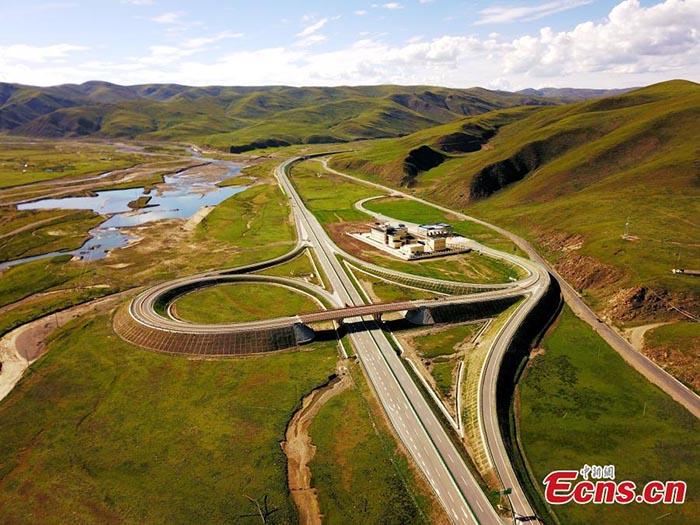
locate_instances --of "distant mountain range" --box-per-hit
[0,80,631,151]
[517,87,637,101]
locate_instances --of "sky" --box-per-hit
[0,0,699,90]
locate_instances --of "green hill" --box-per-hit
[331,80,700,322]
[0,81,556,150]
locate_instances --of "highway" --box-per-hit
[322,157,700,512]
[276,157,505,524]
[120,154,552,523]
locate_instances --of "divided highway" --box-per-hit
[276,156,539,524]
[120,154,554,524]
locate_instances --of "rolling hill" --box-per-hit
[331,80,700,323]
[0,81,558,150]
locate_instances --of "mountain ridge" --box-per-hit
[0,80,624,150]
[330,79,700,321]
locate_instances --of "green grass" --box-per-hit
[0,140,148,188]
[258,251,321,286]
[431,361,457,398]
[412,323,483,358]
[644,322,700,393]
[0,287,116,338]
[196,182,296,267]
[127,196,151,209]
[0,210,103,263]
[173,283,321,323]
[289,160,381,223]
[358,274,438,302]
[0,313,339,525]
[239,159,279,179]
[0,208,66,235]
[0,257,90,308]
[309,362,442,524]
[365,251,519,284]
[216,176,256,187]
[519,307,700,525]
[363,196,524,255]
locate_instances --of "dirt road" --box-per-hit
[280,372,351,525]
[0,292,131,403]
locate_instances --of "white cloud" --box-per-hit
[503,0,700,76]
[297,17,328,37]
[0,43,88,63]
[183,31,243,49]
[382,3,403,10]
[150,11,185,24]
[296,34,328,47]
[354,9,368,15]
[3,0,700,90]
[122,0,154,5]
[476,0,593,25]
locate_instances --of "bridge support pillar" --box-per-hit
[372,312,383,322]
[293,323,316,345]
[405,306,435,326]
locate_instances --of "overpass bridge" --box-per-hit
[114,271,525,357]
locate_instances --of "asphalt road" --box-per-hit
[275,157,508,524]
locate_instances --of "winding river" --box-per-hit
[1,157,247,270]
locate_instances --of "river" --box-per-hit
[1,157,247,270]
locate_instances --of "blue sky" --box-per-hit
[1,0,698,89]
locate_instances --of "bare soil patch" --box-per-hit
[280,372,351,525]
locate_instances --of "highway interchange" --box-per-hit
[118,153,700,524]
[121,154,550,524]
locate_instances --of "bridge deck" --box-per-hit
[300,299,433,323]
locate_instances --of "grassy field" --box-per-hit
[196,181,296,267]
[365,251,520,284]
[355,269,438,302]
[0,140,147,188]
[0,209,103,262]
[173,283,321,324]
[644,322,700,393]
[258,251,322,287]
[519,307,700,524]
[431,360,456,398]
[217,175,257,188]
[0,313,339,524]
[309,361,447,524]
[289,160,381,223]
[0,256,94,309]
[0,286,116,338]
[411,323,483,358]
